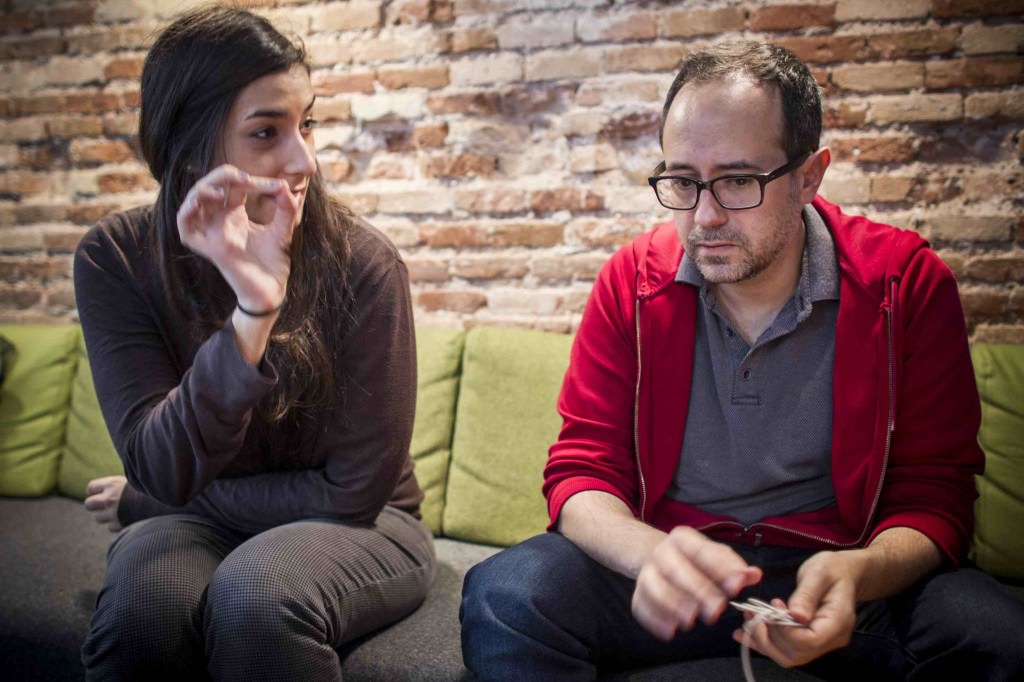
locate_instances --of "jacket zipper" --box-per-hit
[698,278,899,549]
[634,297,648,521]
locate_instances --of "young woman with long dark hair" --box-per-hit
[75,6,434,679]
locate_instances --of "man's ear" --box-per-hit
[798,147,830,203]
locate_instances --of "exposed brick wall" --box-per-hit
[1,0,1022,341]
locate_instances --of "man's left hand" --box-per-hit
[732,550,858,668]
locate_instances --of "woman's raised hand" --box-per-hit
[176,164,300,314]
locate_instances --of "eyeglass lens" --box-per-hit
[657,176,762,210]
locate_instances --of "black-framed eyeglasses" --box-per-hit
[648,153,811,211]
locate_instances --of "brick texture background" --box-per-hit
[1,0,1022,341]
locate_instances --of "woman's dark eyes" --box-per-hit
[250,118,317,140]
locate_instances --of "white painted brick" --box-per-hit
[450,53,523,86]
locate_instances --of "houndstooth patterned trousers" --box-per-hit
[81,506,435,681]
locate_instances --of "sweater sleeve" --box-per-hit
[168,258,418,533]
[868,247,985,563]
[74,221,277,509]
[543,245,644,528]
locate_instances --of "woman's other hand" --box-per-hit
[84,475,128,532]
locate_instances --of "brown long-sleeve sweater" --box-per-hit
[73,206,423,533]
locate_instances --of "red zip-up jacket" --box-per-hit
[544,197,984,564]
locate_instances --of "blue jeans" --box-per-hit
[460,532,1024,680]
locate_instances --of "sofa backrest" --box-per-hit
[970,344,1024,581]
[2,323,1022,579]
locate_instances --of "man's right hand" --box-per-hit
[631,526,762,640]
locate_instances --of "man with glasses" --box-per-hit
[461,41,1024,679]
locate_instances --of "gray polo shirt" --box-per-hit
[666,206,839,526]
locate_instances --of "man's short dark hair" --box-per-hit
[660,41,822,160]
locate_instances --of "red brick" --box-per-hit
[0,286,43,309]
[46,115,104,138]
[312,71,376,95]
[567,217,651,248]
[601,110,661,140]
[972,324,1024,344]
[925,58,1024,89]
[576,11,657,43]
[67,203,119,225]
[662,7,747,37]
[317,97,353,122]
[454,188,528,213]
[386,0,431,25]
[5,11,42,32]
[422,220,564,248]
[45,284,77,309]
[9,95,66,116]
[103,114,139,137]
[97,171,158,194]
[0,170,50,196]
[498,83,576,116]
[530,253,606,282]
[413,122,448,148]
[959,286,1008,318]
[933,0,1024,18]
[965,253,1024,282]
[773,36,869,63]
[433,0,454,22]
[377,65,449,90]
[603,43,686,74]
[1,35,67,60]
[452,27,498,52]
[122,90,141,108]
[829,135,919,163]
[17,145,56,171]
[0,257,68,283]
[426,91,502,116]
[14,204,68,224]
[318,2,382,32]
[70,139,135,166]
[406,257,450,282]
[831,62,924,92]
[367,154,415,180]
[104,57,144,81]
[960,172,1023,202]
[320,158,352,183]
[749,4,835,31]
[417,290,487,313]
[44,228,86,253]
[530,188,605,213]
[866,28,959,59]
[450,255,529,279]
[44,4,95,27]
[66,92,123,114]
[421,153,496,178]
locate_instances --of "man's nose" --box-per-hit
[693,187,728,229]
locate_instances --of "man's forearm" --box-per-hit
[557,490,666,579]
[848,526,942,602]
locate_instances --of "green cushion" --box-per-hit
[0,325,79,496]
[58,331,123,499]
[970,344,1024,580]
[443,326,572,546]
[411,328,465,535]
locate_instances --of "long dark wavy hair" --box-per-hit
[139,5,352,422]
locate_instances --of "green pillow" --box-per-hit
[58,330,123,499]
[0,325,80,496]
[970,344,1024,580]
[411,327,465,535]
[443,326,572,546]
